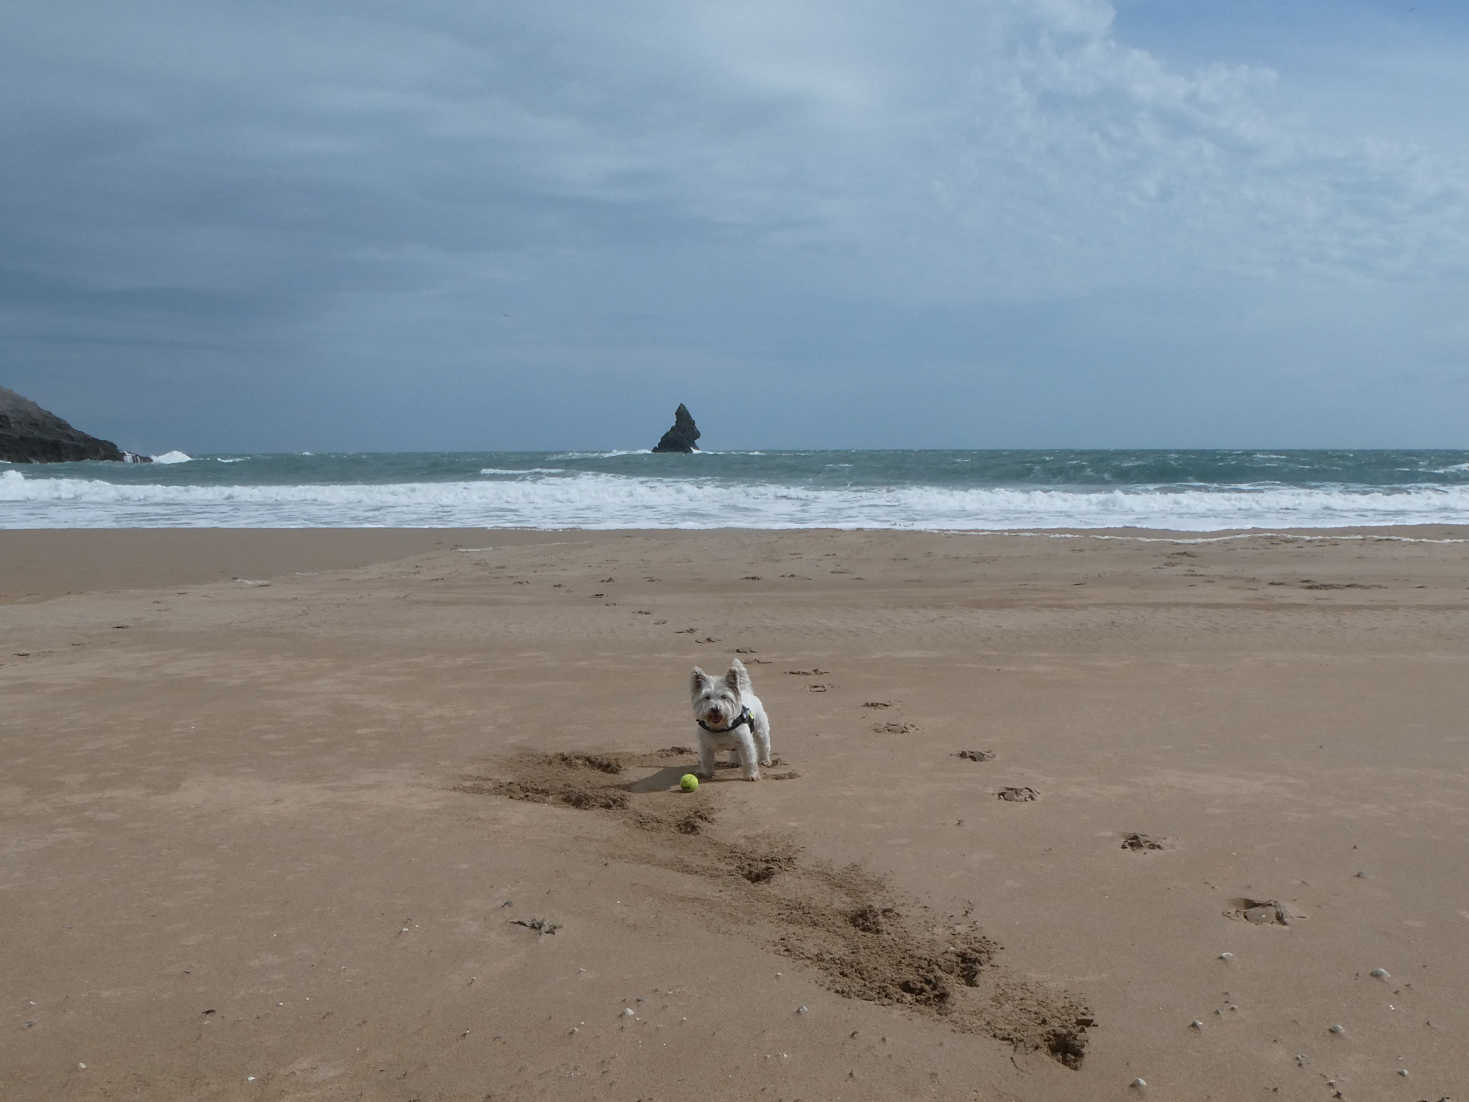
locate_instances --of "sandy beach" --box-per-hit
[2,526,1466,1100]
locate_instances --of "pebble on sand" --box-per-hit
[1218,952,1235,961]
[1130,1077,1147,1090]
[1369,967,1390,979]
[1328,1023,1344,1034]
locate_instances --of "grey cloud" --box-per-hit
[3,1,1469,451]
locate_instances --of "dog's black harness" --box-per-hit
[698,706,753,734]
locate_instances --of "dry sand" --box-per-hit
[2,526,1466,1100]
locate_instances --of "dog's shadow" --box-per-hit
[624,765,693,793]
[623,759,787,792]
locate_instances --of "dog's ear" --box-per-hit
[724,658,751,693]
[690,667,710,695]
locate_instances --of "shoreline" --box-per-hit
[5,523,1469,601]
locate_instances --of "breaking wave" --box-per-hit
[2,467,1466,531]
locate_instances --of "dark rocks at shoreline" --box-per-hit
[0,385,149,463]
[652,403,701,453]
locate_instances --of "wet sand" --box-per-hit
[2,526,1466,1100]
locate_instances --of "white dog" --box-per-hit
[690,658,773,781]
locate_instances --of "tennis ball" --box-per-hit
[679,773,699,792]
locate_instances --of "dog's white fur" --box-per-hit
[690,658,772,781]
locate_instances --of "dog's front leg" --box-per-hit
[735,732,760,781]
[696,738,717,779]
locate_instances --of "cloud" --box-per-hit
[2,1,1468,448]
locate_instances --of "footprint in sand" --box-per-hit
[1223,898,1298,926]
[955,749,994,762]
[1119,832,1166,852]
[997,786,1039,802]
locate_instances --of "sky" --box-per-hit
[3,0,1468,453]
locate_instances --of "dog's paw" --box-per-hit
[743,771,760,782]
[759,758,773,768]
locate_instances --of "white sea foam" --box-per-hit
[1037,531,1469,544]
[478,467,567,475]
[545,449,644,460]
[2,469,1468,530]
[152,450,193,464]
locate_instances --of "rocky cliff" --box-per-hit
[0,385,146,463]
[651,403,701,453]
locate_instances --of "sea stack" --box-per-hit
[0,385,147,463]
[652,403,701,453]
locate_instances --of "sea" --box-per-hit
[3,449,1469,532]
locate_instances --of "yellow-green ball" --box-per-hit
[680,773,699,792]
